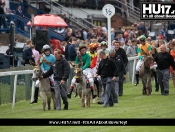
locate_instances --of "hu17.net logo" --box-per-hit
[140,2,175,20]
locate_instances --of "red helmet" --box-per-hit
[89,43,99,51]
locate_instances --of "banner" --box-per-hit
[0,119,175,126]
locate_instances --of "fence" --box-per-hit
[0,56,139,109]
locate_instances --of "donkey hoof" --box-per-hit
[81,105,85,107]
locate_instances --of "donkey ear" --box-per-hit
[78,62,83,67]
[69,61,76,67]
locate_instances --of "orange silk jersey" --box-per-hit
[169,50,175,74]
[87,51,98,69]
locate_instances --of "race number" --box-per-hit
[102,4,115,18]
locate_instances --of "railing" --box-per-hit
[8,1,66,40]
[9,1,47,19]
[0,14,30,38]
[0,70,34,109]
[0,56,139,109]
[43,0,96,29]
[113,5,140,23]
[114,0,140,23]
[0,13,65,40]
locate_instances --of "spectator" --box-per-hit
[150,40,160,92]
[118,34,125,42]
[16,5,24,17]
[101,24,107,34]
[82,28,88,40]
[64,31,72,42]
[124,29,129,41]
[87,28,93,40]
[61,41,67,52]
[115,27,124,37]
[0,2,7,28]
[22,40,35,66]
[138,22,146,36]
[109,48,126,97]
[31,45,39,65]
[5,44,14,66]
[62,14,70,25]
[68,37,77,61]
[114,41,128,67]
[64,37,73,61]
[56,27,68,36]
[111,28,115,42]
[120,41,128,52]
[126,39,137,57]
[16,5,24,30]
[154,44,175,95]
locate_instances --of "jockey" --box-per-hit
[87,42,99,99]
[40,44,56,87]
[30,44,56,104]
[67,43,97,99]
[135,35,152,85]
[99,41,110,55]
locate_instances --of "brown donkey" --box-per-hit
[139,56,155,95]
[69,61,91,107]
[32,66,56,111]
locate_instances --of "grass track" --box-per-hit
[0,82,175,132]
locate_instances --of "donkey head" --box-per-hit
[144,56,154,69]
[32,66,42,82]
[69,61,83,83]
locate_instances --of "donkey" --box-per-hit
[32,66,56,111]
[69,61,91,107]
[139,56,155,95]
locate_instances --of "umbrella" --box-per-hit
[26,14,68,27]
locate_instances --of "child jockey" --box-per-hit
[67,42,97,99]
[30,44,56,104]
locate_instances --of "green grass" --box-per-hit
[0,82,175,132]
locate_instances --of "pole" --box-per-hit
[12,75,18,109]
[102,4,115,50]
[10,21,15,67]
[107,18,111,50]
[31,81,35,103]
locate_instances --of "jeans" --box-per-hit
[54,80,68,110]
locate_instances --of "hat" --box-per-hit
[139,35,146,41]
[79,42,87,51]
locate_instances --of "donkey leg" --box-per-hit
[46,92,52,110]
[52,92,56,110]
[47,98,51,110]
[146,75,151,96]
[81,90,85,107]
[87,91,91,107]
[40,92,46,111]
[142,79,146,95]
